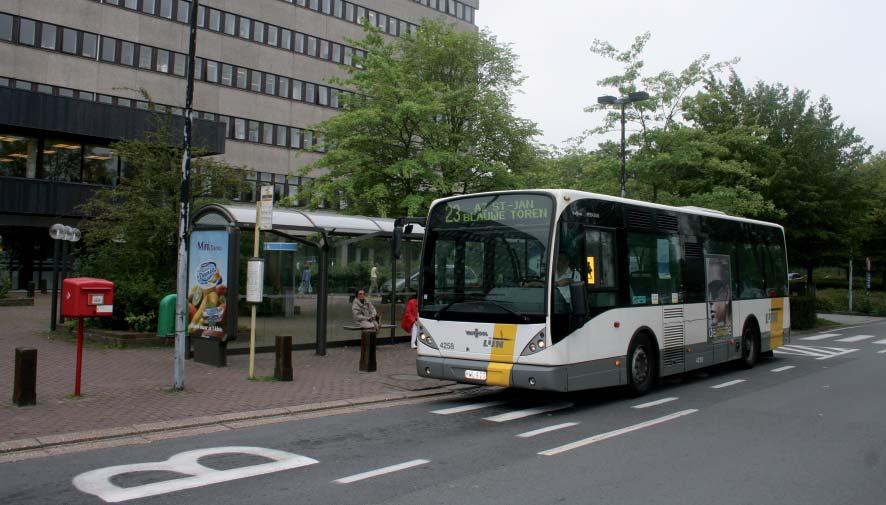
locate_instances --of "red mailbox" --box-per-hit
[61,277,114,318]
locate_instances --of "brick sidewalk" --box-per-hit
[0,294,448,443]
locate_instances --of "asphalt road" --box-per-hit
[3,321,886,505]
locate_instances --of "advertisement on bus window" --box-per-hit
[706,255,733,339]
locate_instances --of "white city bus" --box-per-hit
[413,190,790,395]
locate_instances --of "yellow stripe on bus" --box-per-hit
[770,298,785,349]
[486,324,517,387]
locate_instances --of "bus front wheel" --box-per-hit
[627,334,656,396]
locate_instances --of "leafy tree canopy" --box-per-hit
[79,126,246,327]
[300,19,540,217]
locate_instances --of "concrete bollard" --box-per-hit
[13,348,37,406]
[274,336,293,381]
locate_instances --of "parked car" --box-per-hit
[788,272,805,281]
[380,266,480,303]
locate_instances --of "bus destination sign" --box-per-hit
[441,195,552,225]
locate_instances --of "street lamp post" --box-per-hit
[48,224,81,331]
[597,91,651,198]
[173,0,200,391]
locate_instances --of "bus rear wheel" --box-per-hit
[627,334,656,396]
[739,325,760,369]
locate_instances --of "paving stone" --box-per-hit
[0,294,450,446]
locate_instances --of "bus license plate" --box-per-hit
[465,370,486,380]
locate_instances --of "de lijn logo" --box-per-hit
[73,446,318,503]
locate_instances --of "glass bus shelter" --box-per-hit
[191,203,424,356]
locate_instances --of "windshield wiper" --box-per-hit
[433,295,529,322]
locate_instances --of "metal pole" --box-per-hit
[50,239,60,331]
[248,203,260,379]
[390,254,397,341]
[316,237,328,356]
[173,0,200,391]
[58,241,69,325]
[619,102,627,198]
[848,256,853,312]
[74,317,84,396]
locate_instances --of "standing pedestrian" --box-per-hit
[401,295,419,349]
[299,262,313,294]
[369,262,379,296]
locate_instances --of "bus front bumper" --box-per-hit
[416,356,625,392]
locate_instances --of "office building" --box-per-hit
[0,0,479,290]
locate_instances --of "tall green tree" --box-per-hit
[582,32,739,196]
[301,19,540,217]
[685,74,872,279]
[79,128,246,329]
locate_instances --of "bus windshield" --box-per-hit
[420,193,555,323]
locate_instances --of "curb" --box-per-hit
[0,383,483,461]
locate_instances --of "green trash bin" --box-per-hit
[157,294,177,337]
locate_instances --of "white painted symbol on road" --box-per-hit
[72,446,319,503]
[771,365,795,373]
[430,401,506,415]
[711,379,746,389]
[632,397,678,409]
[483,402,573,422]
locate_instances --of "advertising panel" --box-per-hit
[188,230,230,340]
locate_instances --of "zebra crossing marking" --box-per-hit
[632,397,679,409]
[517,422,579,438]
[430,401,506,415]
[711,379,746,389]
[801,333,842,341]
[873,339,886,345]
[836,334,877,343]
[774,345,858,360]
[771,365,795,372]
[483,403,573,423]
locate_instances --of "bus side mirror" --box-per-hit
[570,283,588,317]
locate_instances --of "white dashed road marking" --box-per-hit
[836,335,877,343]
[711,379,746,389]
[878,349,886,354]
[632,397,679,409]
[801,333,842,341]
[483,403,573,423]
[538,410,698,456]
[430,401,506,415]
[516,422,580,438]
[333,460,430,484]
[771,365,795,373]
[873,339,886,345]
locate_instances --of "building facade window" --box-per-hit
[40,23,57,49]
[81,32,97,58]
[62,28,78,54]
[0,13,12,41]
[101,37,117,62]
[19,19,36,45]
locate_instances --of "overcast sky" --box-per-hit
[476,0,885,154]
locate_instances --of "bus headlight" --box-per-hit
[417,324,438,350]
[520,329,547,356]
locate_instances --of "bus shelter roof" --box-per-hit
[192,203,425,238]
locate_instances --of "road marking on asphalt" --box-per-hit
[517,422,580,438]
[873,339,886,345]
[878,349,886,354]
[483,402,573,422]
[836,334,877,343]
[711,379,746,389]
[538,409,698,456]
[632,397,679,409]
[73,446,319,503]
[430,401,506,415]
[333,459,430,484]
[771,365,796,372]
[774,345,858,360]
[801,333,842,341]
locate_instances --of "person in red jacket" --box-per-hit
[401,295,419,349]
